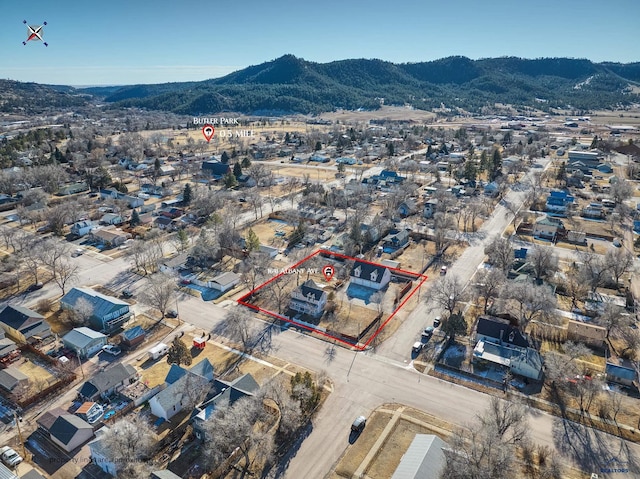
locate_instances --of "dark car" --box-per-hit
[121,289,133,298]
[27,282,44,292]
[166,310,178,318]
[351,416,366,433]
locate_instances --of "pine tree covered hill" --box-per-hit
[3,55,640,115]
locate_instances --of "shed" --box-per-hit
[121,326,146,349]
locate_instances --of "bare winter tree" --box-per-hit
[67,296,95,327]
[501,282,558,331]
[142,274,176,319]
[484,235,514,273]
[238,253,272,293]
[219,307,257,352]
[605,247,634,287]
[100,416,156,479]
[472,268,506,314]
[529,246,559,282]
[427,275,466,316]
[578,251,610,292]
[51,258,78,295]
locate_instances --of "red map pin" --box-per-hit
[202,124,215,143]
[322,265,335,281]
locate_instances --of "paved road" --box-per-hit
[377,157,553,362]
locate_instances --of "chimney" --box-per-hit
[499,329,504,345]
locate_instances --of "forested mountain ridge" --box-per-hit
[2,55,639,115]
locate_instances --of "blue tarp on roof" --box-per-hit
[122,326,145,341]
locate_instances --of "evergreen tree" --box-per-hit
[246,228,260,252]
[426,144,433,158]
[490,148,502,181]
[480,150,488,173]
[463,160,477,182]
[233,162,242,178]
[590,135,599,149]
[223,171,238,189]
[241,157,251,168]
[167,337,192,366]
[314,141,322,151]
[221,151,230,164]
[285,132,291,143]
[182,183,192,205]
[387,142,395,156]
[288,221,306,248]
[130,209,140,227]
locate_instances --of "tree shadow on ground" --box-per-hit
[552,415,640,475]
[260,421,314,479]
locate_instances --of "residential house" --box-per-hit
[532,216,564,241]
[90,226,132,248]
[582,202,605,219]
[259,244,279,258]
[192,373,259,440]
[141,184,170,197]
[88,427,117,476]
[71,220,97,237]
[149,359,214,421]
[158,253,189,274]
[473,316,543,380]
[78,363,138,401]
[0,338,17,360]
[398,200,418,217]
[61,287,132,334]
[98,189,144,208]
[567,320,606,347]
[100,213,124,225]
[350,261,391,291]
[0,367,29,394]
[160,207,184,219]
[0,304,52,344]
[545,190,574,215]
[210,272,241,292]
[606,360,638,387]
[46,414,94,452]
[360,223,383,243]
[382,229,410,251]
[62,327,107,358]
[57,182,89,196]
[289,280,327,318]
[391,434,448,479]
[155,216,175,230]
[201,160,230,179]
[423,199,438,219]
[237,174,257,187]
[484,181,499,197]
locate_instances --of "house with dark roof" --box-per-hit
[350,261,391,291]
[398,200,418,217]
[545,190,574,215]
[606,360,638,387]
[62,327,107,358]
[0,304,52,344]
[37,408,94,452]
[289,280,328,318]
[78,363,138,401]
[149,359,215,421]
[473,316,543,380]
[0,338,17,359]
[192,373,259,440]
[60,287,132,334]
[382,229,410,251]
[202,160,230,179]
[0,367,28,393]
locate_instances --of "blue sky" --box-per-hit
[1,0,638,86]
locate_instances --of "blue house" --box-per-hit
[60,287,132,334]
[382,229,410,251]
[545,190,574,215]
[201,160,230,179]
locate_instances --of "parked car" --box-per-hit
[72,248,85,257]
[0,446,23,467]
[440,266,447,275]
[121,289,134,298]
[421,326,434,340]
[412,342,424,354]
[433,317,441,328]
[165,310,178,318]
[102,345,122,356]
[613,238,622,248]
[27,282,44,292]
[351,416,366,433]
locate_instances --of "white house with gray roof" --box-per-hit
[62,327,107,358]
[391,434,448,479]
[350,261,391,291]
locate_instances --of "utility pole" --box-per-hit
[14,412,26,458]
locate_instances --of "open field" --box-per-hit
[319,106,437,123]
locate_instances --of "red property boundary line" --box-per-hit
[237,249,428,350]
